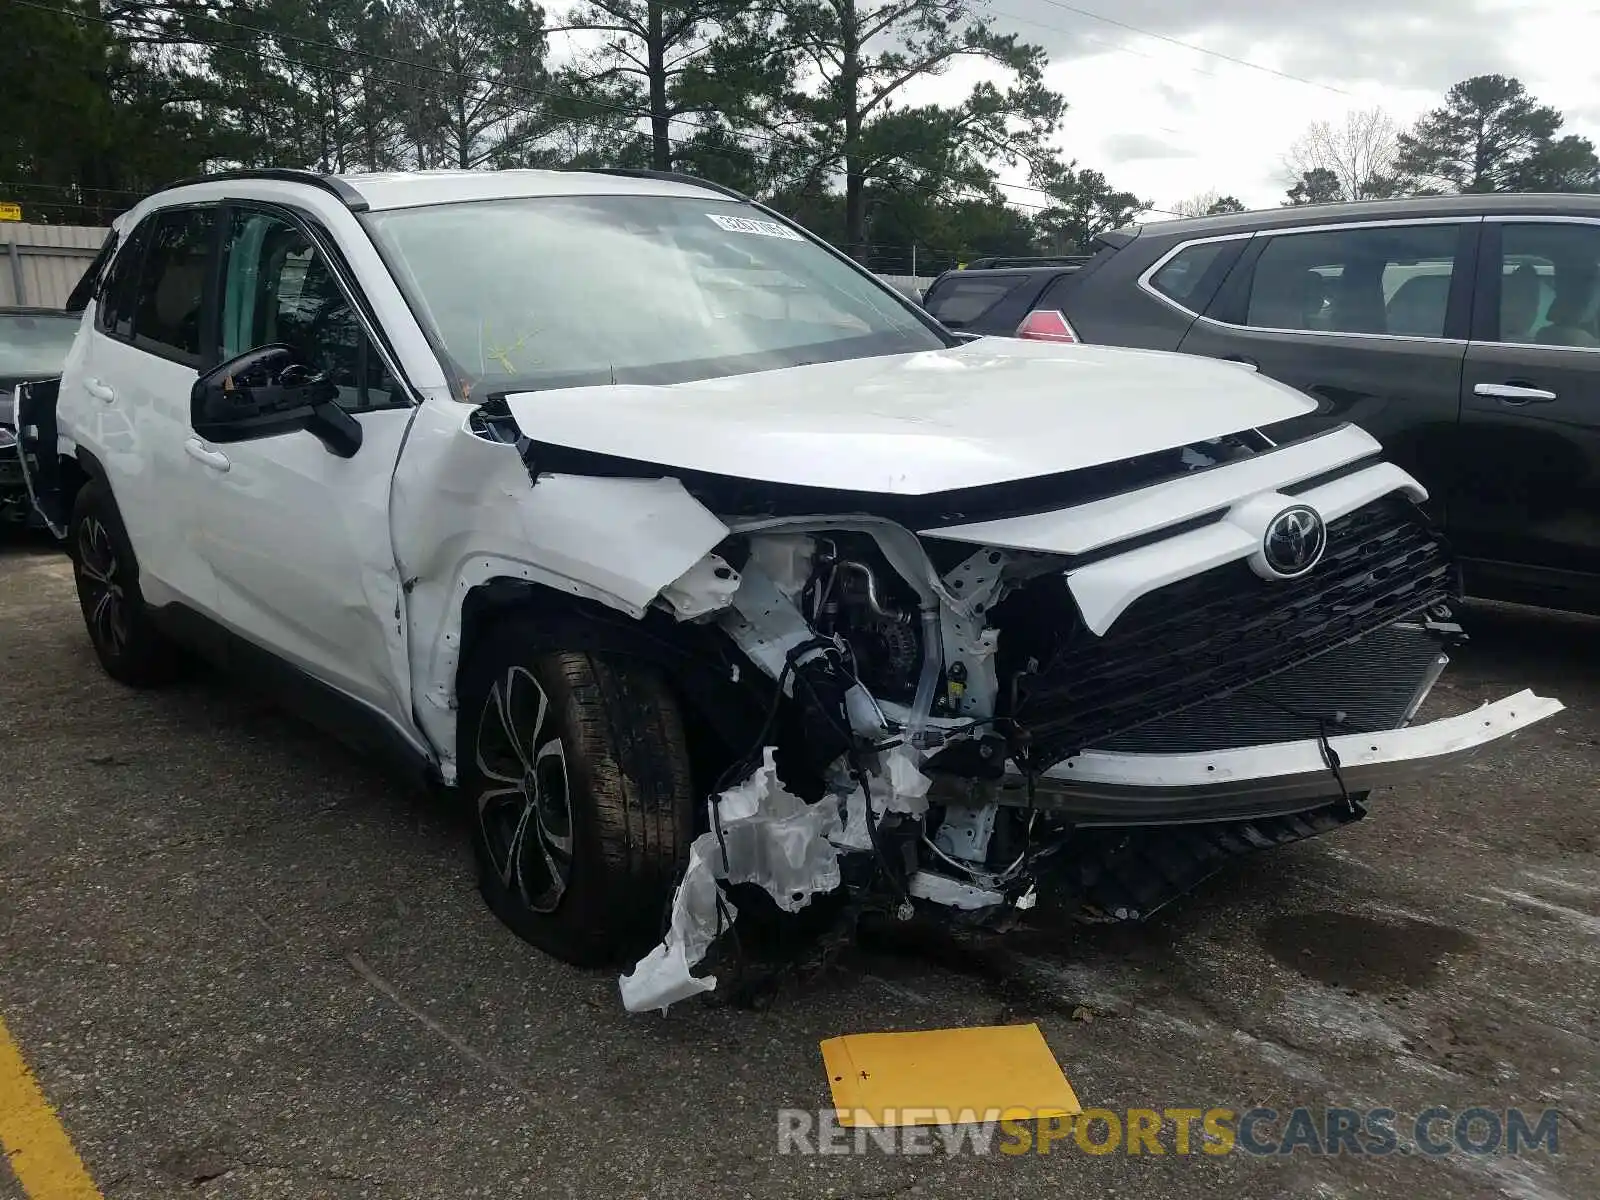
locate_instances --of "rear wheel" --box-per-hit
[69,481,179,686]
[458,616,695,966]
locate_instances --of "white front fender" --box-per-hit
[391,401,729,781]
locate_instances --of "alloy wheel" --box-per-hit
[76,517,129,657]
[474,665,574,913]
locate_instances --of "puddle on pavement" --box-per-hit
[1257,909,1478,991]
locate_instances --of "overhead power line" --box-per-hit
[1030,0,1350,96]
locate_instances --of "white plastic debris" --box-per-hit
[907,870,1004,910]
[619,749,844,1014]
[831,743,932,852]
[711,752,844,910]
[619,835,727,1013]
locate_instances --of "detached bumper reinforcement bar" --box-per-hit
[996,689,1562,824]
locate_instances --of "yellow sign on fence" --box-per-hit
[0,202,21,221]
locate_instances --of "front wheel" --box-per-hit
[458,617,695,967]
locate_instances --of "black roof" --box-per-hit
[159,166,751,213]
[1121,192,1600,241]
[162,167,371,209]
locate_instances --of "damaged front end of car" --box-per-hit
[437,396,1561,1015]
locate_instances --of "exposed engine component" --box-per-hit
[618,495,1504,1015]
[802,538,926,703]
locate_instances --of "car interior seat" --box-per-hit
[1535,268,1600,347]
[1326,260,1388,334]
[1385,273,1452,337]
[149,257,206,350]
[1499,263,1543,342]
[1250,265,1327,329]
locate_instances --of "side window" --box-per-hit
[132,208,216,364]
[96,218,153,338]
[1245,224,1460,337]
[219,209,402,411]
[1149,241,1230,309]
[923,277,1027,328]
[1496,223,1600,348]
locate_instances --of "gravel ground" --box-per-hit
[0,536,1594,1199]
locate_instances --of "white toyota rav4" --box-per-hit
[17,168,1560,1011]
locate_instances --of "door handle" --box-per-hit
[183,437,231,472]
[83,378,116,403]
[1473,382,1557,405]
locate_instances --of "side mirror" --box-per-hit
[190,344,362,458]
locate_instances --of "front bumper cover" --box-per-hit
[994,689,1561,825]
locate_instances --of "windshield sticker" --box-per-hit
[705,213,805,241]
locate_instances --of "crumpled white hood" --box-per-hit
[502,339,1314,495]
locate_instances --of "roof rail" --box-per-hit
[160,168,370,211]
[961,254,1092,270]
[583,167,750,202]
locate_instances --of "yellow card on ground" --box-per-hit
[821,1023,1081,1127]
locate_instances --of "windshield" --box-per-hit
[363,195,945,396]
[0,312,79,380]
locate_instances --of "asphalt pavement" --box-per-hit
[1,536,1594,1198]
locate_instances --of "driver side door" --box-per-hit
[190,202,420,737]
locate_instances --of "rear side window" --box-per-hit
[1245,224,1460,337]
[1149,241,1231,309]
[96,218,152,338]
[132,208,217,364]
[924,276,1029,328]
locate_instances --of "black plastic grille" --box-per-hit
[1008,495,1455,764]
[1096,622,1445,753]
[1048,799,1368,920]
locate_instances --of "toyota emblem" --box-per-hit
[1261,505,1327,578]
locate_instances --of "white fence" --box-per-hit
[0,223,105,308]
[874,273,938,301]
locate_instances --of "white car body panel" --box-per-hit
[1022,689,1561,803]
[66,310,219,612]
[389,402,729,779]
[1061,460,1430,636]
[194,409,420,736]
[919,423,1387,556]
[501,338,1316,495]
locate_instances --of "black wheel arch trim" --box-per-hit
[457,578,774,767]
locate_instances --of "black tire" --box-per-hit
[69,480,180,687]
[458,614,695,967]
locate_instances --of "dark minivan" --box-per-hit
[922,195,1600,616]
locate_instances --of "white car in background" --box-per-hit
[17,168,1559,1013]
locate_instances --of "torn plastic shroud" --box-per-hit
[618,745,934,1014]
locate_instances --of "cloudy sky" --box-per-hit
[910,0,1600,214]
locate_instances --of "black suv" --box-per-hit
[921,195,1600,615]
[920,255,1090,341]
